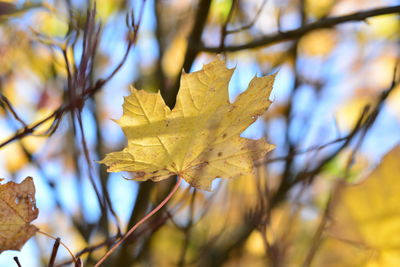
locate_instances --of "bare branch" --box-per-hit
[200,5,400,52]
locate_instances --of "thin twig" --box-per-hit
[94,177,182,267]
[0,94,27,127]
[226,0,268,34]
[265,136,350,163]
[302,182,343,267]
[103,2,146,84]
[0,4,144,150]
[219,0,237,52]
[57,185,191,266]
[273,66,400,206]
[177,189,197,267]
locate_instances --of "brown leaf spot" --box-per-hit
[135,171,146,178]
[222,133,227,139]
[193,161,209,170]
[217,152,223,157]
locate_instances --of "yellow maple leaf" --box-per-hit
[314,145,400,266]
[101,59,275,190]
[0,177,38,253]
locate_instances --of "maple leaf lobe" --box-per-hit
[101,59,275,190]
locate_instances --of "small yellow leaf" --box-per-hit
[245,231,265,256]
[335,89,373,130]
[162,34,188,78]
[0,177,38,253]
[101,59,275,190]
[299,29,337,57]
[1,143,28,173]
[367,14,400,39]
[305,0,334,18]
[35,10,68,37]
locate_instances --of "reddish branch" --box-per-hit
[94,177,182,267]
[0,79,103,149]
[0,94,27,127]
[0,7,142,150]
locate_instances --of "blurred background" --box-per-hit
[0,0,399,266]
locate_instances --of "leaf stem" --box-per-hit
[95,177,182,267]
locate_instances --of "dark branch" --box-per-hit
[200,5,400,52]
[48,238,61,267]
[13,257,22,267]
[163,0,212,108]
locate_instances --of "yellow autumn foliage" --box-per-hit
[101,59,275,190]
[299,29,337,57]
[368,14,400,39]
[314,145,400,266]
[305,0,334,18]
